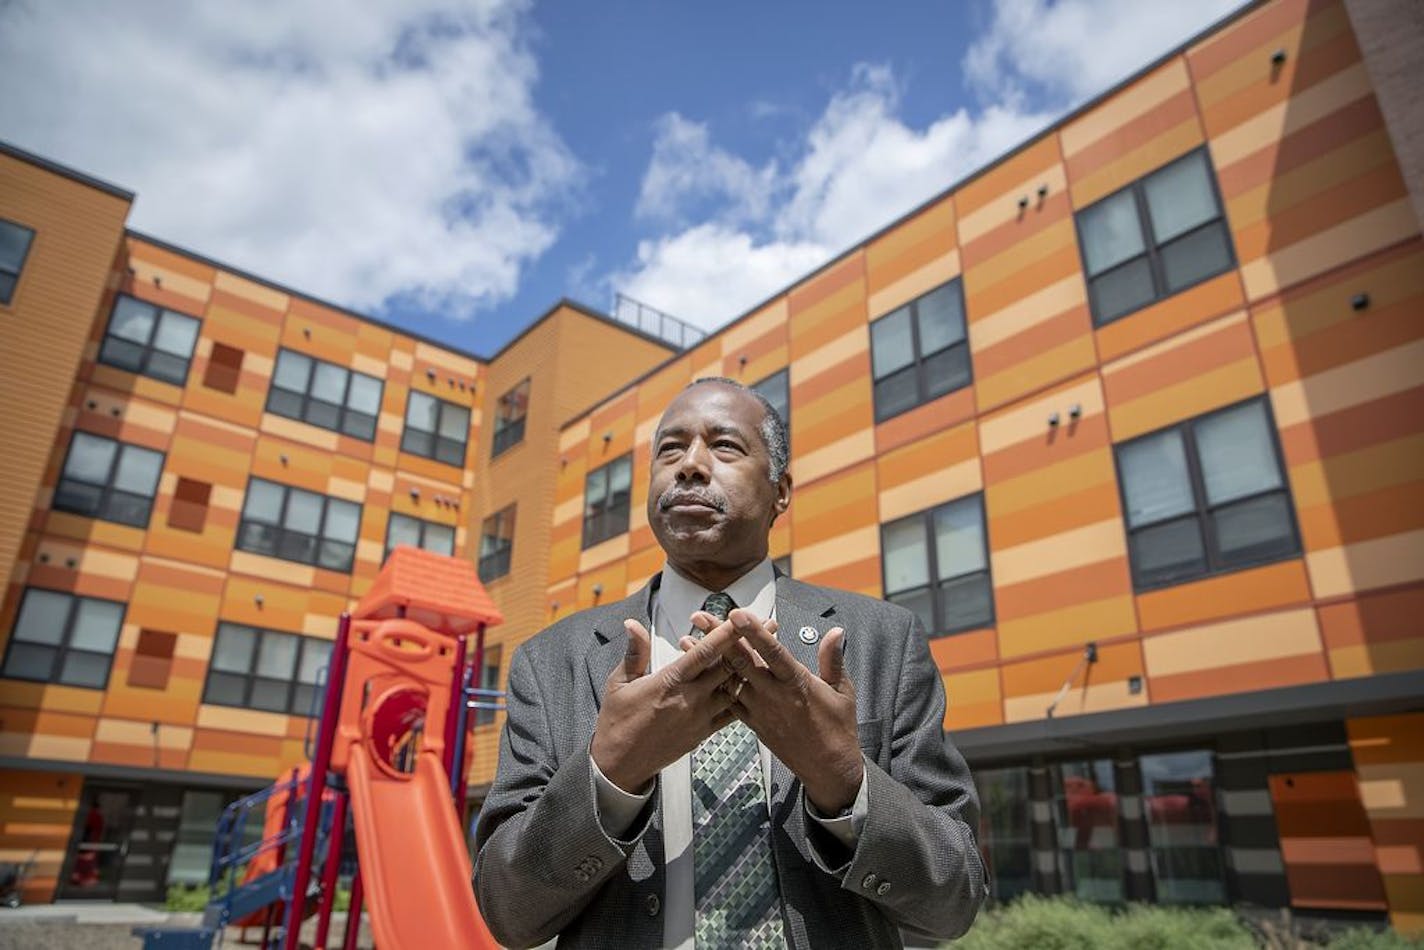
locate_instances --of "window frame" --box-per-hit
[384,511,456,560]
[265,348,384,441]
[491,378,531,458]
[868,278,972,423]
[235,477,363,573]
[581,454,633,549]
[0,218,36,305]
[478,504,516,582]
[1075,147,1236,327]
[474,644,503,726]
[1113,396,1301,592]
[52,430,166,528]
[97,293,202,386]
[400,390,471,467]
[1,587,125,690]
[201,622,332,717]
[879,492,994,637]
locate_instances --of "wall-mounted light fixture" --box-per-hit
[1351,292,1370,311]
[254,594,265,607]
[1048,412,1060,427]
[1271,48,1287,65]
[1068,403,1082,420]
[1017,195,1029,210]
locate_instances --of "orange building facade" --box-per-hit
[0,0,1420,930]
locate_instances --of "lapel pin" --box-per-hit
[798,626,820,645]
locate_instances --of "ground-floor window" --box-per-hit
[1140,750,1226,903]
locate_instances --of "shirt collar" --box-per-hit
[655,557,776,642]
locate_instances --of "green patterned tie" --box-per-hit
[690,592,785,948]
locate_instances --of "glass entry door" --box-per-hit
[58,785,139,901]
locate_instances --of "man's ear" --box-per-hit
[774,472,791,517]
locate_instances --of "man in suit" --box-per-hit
[474,377,985,948]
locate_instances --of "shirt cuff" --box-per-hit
[590,752,655,840]
[804,768,869,849]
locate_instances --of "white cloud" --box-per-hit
[964,0,1247,108]
[0,0,578,320]
[613,65,1050,330]
[613,0,1247,333]
[635,113,777,227]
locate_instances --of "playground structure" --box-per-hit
[137,547,505,949]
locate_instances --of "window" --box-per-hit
[99,294,201,385]
[2,588,124,688]
[237,478,362,572]
[491,378,530,457]
[267,349,383,440]
[478,505,516,582]
[203,623,332,716]
[1139,750,1225,904]
[975,767,1033,904]
[385,512,455,560]
[1077,149,1235,325]
[54,431,164,527]
[203,343,244,394]
[475,644,503,726]
[751,370,789,440]
[869,280,970,422]
[1116,398,1299,590]
[582,455,632,549]
[401,391,470,466]
[881,494,993,636]
[1054,759,1123,902]
[0,218,35,304]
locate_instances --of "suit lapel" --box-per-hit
[586,576,657,710]
[769,576,837,814]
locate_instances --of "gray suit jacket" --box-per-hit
[473,572,986,948]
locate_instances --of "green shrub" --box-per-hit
[950,896,1254,950]
[165,884,212,912]
[1326,928,1424,950]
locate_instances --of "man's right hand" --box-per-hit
[590,616,744,793]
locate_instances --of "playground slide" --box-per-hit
[347,746,498,949]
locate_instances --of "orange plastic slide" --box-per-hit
[347,746,498,949]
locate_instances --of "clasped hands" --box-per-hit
[589,608,864,814]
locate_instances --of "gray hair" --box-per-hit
[684,377,789,485]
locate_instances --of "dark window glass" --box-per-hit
[266,348,383,441]
[869,280,970,422]
[0,218,36,304]
[478,505,516,582]
[974,767,1033,904]
[750,370,790,442]
[203,623,332,717]
[2,588,123,689]
[491,379,530,458]
[384,512,456,560]
[1077,149,1235,325]
[98,294,201,385]
[881,493,992,636]
[1139,750,1226,904]
[474,644,503,726]
[582,455,632,549]
[401,391,470,466]
[1116,398,1299,590]
[1054,760,1123,902]
[54,431,164,528]
[236,478,362,572]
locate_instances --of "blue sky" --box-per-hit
[0,0,1242,358]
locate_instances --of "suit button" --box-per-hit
[877,881,891,896]
[861,873,878,890]
[646,894,660,917]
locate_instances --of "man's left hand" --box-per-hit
[685,608,863,814]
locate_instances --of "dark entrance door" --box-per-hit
[57,785,139,901]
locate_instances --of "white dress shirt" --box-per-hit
[590,558,869,949]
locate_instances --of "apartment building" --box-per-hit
[0,0,1420,930]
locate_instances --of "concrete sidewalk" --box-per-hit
[0,901,190,926]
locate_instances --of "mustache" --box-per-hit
[657,486,727,512]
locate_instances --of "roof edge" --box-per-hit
[0,138,136,202]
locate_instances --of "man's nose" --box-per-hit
[675,439,712,480]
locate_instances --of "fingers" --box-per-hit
[731,609,801,682]
[818,627,847,688]
[670,616,743,676]
[621,619,652,679]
